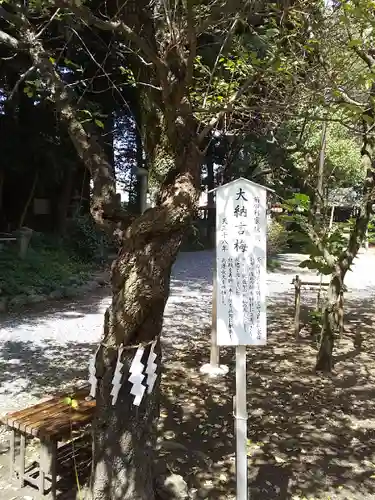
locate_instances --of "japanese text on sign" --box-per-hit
[216,179,267,346]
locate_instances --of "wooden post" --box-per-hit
[9,429,15,480]
[39,439,57,498]
[50,441,57,500]
[18,227,33,260]
[294,275,301,338]
[19,433,26,488]
[39,467,45,496]
[200,264,228,376]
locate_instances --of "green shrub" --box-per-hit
[64,213,113,262]
[0,244,92,298]
[267,219,288,258]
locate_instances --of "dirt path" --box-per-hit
[1,250,375,499]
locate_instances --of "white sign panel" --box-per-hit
[215,178,267,346]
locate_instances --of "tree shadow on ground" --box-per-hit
[157,293,375,500]
[0,287,110,330]
[1,251,375,499]
[0,339,95,401]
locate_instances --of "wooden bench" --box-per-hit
[1,387,96,499]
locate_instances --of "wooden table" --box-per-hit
[2,387,96,499]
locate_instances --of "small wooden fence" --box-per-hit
[292,275,344,339]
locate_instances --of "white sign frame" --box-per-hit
[215,178,269,346]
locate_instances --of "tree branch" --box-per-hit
[35,8,60,39]
[336,87,365,108]
[352,45,375,70]
[301,219,336,268]
[184,2,197,92]
[196,0,247,36]
[4,13,129,231]
[0,5,22,26]
[56,0,168,82]
[343,12,375,69]
[202,13,240,109]
[9,64,36,100]
[0,28,20,50]
[197,78,253,142]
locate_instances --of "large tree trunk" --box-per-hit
[90,140,202,499]
[92,337,162,500]
[5,12,201,498]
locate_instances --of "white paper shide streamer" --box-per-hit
[88,346,100,398]
[128,347,146,406]
[145,339,158,394]
[110,346,124,406]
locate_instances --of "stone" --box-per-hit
[27,294,45,304]
[155,473,189,500]
[48,289,64,300]
[9,295,28,308]
[96,276,108,286]
[79,281,98,293]
[86,280,100,290]
[63,286,80,298]
[18,227,33,259]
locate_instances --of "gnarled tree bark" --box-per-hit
[0,1,254,497]
[316,132,375,372]
[91,139,202,499]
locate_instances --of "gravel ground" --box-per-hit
[1,249,375,415]
[1,249,375,499]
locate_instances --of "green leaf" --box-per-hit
[363,114,374,124]
[94,119,105,129]
[266,28,279,37]
[23,86,34,98]
[49,57,56,64]
[347,39,362,48]
[342,102,362,113]
[64,58,79,69]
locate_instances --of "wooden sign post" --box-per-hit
[200,264,229,377]
[214,178,270,500]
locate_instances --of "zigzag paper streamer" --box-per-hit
[88,346,100,398]
[110,346,124,405]
[128,347,146,406]
[145,340,158,394]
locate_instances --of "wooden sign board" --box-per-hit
[215,178,268,346]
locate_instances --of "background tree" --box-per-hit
[269,0,375,372]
